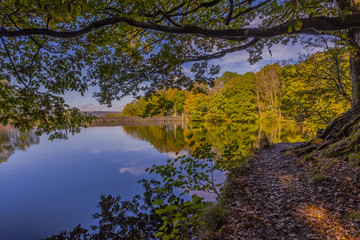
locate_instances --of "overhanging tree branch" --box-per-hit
[1,14,360,40]
[185,38,260,62]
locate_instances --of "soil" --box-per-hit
[209,143,360,240]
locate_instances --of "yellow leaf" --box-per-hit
[294,20,303,31]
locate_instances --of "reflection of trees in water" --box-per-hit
[123,122,305,156]
[123,125,187,153]
[0,125,40,164]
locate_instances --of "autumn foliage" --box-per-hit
[120,49,351,135]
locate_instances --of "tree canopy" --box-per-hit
[1,0,360,138]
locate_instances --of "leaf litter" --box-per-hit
[207,143,360,240]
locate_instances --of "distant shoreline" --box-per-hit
[82,111,121,117]
[90,116,187,126]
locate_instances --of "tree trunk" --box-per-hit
[349,30,360,107]
[338,0,360,107]
[256,86,262,119]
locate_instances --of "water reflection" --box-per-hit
[0,122,304,165]
[0,122,305,239]
[123,121,305,156]
[0,125,39,164]
[123,125,187,153]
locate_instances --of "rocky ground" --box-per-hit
[209,143,360,240]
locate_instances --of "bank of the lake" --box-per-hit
[90,116,186,126]
[208,143,360,240]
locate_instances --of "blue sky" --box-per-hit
[66,42,308,112]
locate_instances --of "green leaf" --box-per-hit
[165,205,177,213]
[294,20,302,31]
[287,22,294,33]
[193,203,205,209]
[189,140,195,147]
[183,200,192,207]
[152,200,164,205]
[155,209,165,214]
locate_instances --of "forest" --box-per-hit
[117,43,351,136]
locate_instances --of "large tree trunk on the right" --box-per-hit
[337,0,360,107]
[350,30,360,107]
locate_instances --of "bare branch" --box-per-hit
[29,46,41,82]
[0,36,32,92]
[167,0,222,17]
[185,38,260,62]
[231,0,272,21]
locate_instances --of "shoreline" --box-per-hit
[208,143,360,239]
[90,116,187,126]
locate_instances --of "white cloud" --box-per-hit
[119,167,146,175]
[166,151,188,159]
[208,42,312,75]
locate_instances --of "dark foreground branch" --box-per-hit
[1,14,360,40]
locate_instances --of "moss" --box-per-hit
[309,110,360,162]
[310,173,328,186]
[354,144,360,153]
[310,138,323,145]
[349,212,360,220]
[348,152,360,166]
[344,212,360,221]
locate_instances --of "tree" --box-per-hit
[184,92,209,121]
[1,0,360,157]
[255,64,282,120]
[120,98,147,116]
[280,51,351,135]
[220,72,259,122]
[164,88,186,116]
[120,88,186,117]
[300,36,352,101]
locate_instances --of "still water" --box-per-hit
[0,122,305,239]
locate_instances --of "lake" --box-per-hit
[0,121,305,239]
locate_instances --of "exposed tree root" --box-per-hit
[294,106,360,164]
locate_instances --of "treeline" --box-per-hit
[118,48,351,131]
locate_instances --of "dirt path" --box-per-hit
[210,143,360,240]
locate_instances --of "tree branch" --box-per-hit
[2,14,360,40]
[185,38,260,62]
[29,46,41,82]
[225,0,234,25]
[230,0,272,21]
[166,0,222,17]
[0,36,32,93]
